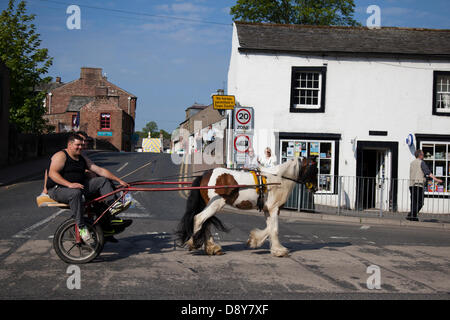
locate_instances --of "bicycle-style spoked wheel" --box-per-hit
[53,219,104,264]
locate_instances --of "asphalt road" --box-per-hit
[0,152,449,303]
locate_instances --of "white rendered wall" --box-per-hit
[227,24,450,213]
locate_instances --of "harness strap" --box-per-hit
[250,170,267,194]
[250,170,267,212]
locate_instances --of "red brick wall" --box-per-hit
[43,67,136,151]
[82,96,125,151]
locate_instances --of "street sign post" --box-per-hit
[232,106,254,166]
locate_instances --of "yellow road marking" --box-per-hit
[178,158,188,200]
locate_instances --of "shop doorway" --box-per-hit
[356,141,398,211]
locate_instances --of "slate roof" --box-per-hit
[66,96,94,112]
[235,22,450,59]
[185,103,209,111]
[35,81,65,92]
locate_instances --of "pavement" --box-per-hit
[186,160,450,231]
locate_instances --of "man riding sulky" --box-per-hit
[46,133,131,245]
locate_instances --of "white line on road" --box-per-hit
[13,209,67,239]
[119,160,153,180]
[119,213,153,218]
[117,162,129,172]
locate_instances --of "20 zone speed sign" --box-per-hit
[234,107,253,131]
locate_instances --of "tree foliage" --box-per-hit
[136,121,171,139]
[230,0,360,26]
[0,0,53,133]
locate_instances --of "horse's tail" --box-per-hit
[175,172,229,249]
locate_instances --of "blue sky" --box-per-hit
[1,0,449,133]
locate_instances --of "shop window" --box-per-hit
[280,139,334,193]
[100,113,111,130]
[421,142,450,194]
[433,71,450,116]
[290,67,326,113]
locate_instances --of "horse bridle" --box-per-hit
[281,157,316,189]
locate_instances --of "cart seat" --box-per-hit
[36,193,70,208]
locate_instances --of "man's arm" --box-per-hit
[48,152,84,189]
[421,161,443,183]
[84,156,129,187]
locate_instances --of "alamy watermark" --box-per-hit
[66,5,81,30]
[366,265,381,290]
[66,265,81,290]
[366,5,381,29]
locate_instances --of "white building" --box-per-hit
[227,22,450,214]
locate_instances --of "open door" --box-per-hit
[356,141,398,212]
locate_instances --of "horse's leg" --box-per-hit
[192,196,226,235]
[185,196,226,250]
[204,227,224,256]
[247,209,270,249]
[267,207,289,257]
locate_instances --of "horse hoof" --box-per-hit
[247,237,258,249]
[185,238,195,251]
[206,245,223,256]
[271,248,289,257]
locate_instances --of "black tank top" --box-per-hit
[46,150,87,189]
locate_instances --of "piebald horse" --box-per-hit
[176,157,318,257]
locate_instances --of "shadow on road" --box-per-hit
[92,233,352,262]
[207,241,352,255]
[92,233,176,263]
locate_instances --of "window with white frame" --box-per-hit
[290,67,326,113]
[433,71,450,115]
[421,142,450,194]
[280,139,334,193]
[100,113,111,130]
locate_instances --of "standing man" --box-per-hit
[408,149,443,221]
[203,125,215,151]
[47,133,130,245]
[244,147,259,170]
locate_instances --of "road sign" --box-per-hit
[213,95,235,110]
[234,134,251,153]
[234,107,253,132]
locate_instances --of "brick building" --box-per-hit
[41,67,137,151]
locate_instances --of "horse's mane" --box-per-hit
[260,158,297,176]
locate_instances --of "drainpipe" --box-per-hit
[128,96,131,115]
[48,92,52,114]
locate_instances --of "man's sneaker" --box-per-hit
[109,200,132,216]
[79,227,95,246]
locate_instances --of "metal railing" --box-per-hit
[284,176,450,216]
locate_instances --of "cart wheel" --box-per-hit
[53,218,104,264]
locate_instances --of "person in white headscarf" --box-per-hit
[259,147,277,168]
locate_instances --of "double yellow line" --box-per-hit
[178,158,189,200]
